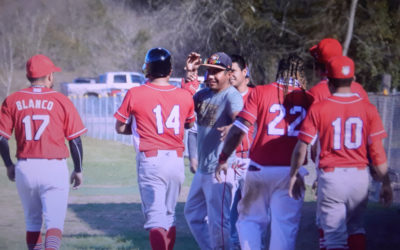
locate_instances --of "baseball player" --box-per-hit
[216,54,313,250]
[289,55,392,250]
[308,38,370,249]
[114,48,195,250]
[0,54,87,250]
[183,52,243,249]
[229,54,254,249]
[309,38,369,103]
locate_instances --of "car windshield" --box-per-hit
[131,75,144,84]
[114,75,127,83]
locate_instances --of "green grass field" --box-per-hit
[0,137,399,249]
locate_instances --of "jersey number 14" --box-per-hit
[153,105,180,135]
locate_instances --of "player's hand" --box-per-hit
[380,181,393,207]
[184,52,202,72]
[70,171,83,190]
[289,174,305,200]
[215,162,228,183]
[189,158,198,174]
[232,161,246,178]
[186,71,198,82]
[6,164,15,182]
[217,125,232,141]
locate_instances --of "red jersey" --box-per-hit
[114,82,195,153]
[235,87,254,155]
[309,79,369,103]
[298,94,387,169]
[0,86,87,159]
[238,82,313,166]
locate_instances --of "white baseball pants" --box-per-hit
[236,164,305,250]
[184,169,236,250]
[317,167,368,249]
[230,157,250,249]
[137,150,185,230]
[15,159,69,232]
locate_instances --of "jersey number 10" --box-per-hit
[332,117,363,150]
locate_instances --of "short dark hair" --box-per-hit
[230,54,247,70]
[27,75,46,83]
[328,77,353,88]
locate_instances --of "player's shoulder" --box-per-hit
[194,87,211,100]
[253,82,275,92]
[173,86,195,102]
[351,81,365,89]
[364,100,379,112]
[226,85,241,96]
[309,80,329,95]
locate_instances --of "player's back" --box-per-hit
[123,82,194,152]
[245,82,313,166]
[310,94,385,168]
[309,79,369,103]
[1,86,81,159]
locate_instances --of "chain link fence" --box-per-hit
[70,93,400,202]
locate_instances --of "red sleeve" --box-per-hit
[63,97,87,140]
[298,104,319,144]
[368,139,387,166]
[185,92,196,123]
[367,103,387,144]
[237,86,258,125]
[114,89,134,123]
[0,98,13,139]
[181,79,199,96]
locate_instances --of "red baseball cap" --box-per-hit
[26,54,61,78]
[327,56,354,79]
[310,38,343,64]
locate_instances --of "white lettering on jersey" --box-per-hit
[16,99,54,111]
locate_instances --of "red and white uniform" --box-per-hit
[114,82,195,230]
[235,82,313,250]
[239,83,313,166]
[298,93,387,249]
[0,86,86,232]
[0,86,86,157]
[309,79,369,103]
[115,83,195,154]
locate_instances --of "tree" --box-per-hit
[0,34,14,98]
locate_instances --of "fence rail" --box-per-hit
[70,93,400,202]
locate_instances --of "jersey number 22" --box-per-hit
[268,104,306,136]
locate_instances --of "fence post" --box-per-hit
[381,74,391,95]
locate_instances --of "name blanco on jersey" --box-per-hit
[16,99,54,111]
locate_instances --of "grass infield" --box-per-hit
[0,137,399,249]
